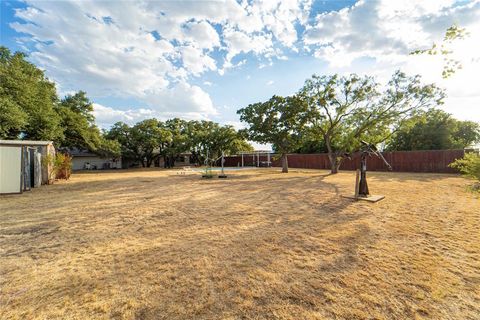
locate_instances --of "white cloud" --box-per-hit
[145,81,217,116]
[92,103,156,128]
[180,46,217,75]
[8,0,480,125]
[222,28,274,63]
[249,0,312,47]
[11,0,316,120]
[92,80,216,128]
[303,0,480,124]
[93,83,216,129]
[182,20,220,50]
[303,0,480,67]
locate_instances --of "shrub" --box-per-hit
[449,152,480,191]
[55,153,72,180]
[202,167,214,179]
[42,152,73,183]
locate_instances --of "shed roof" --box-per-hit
[0,140,53,146]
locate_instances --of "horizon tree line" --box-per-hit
[1,45,478,173]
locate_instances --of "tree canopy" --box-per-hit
[237,95,309,172]
[105,119,252,167]
[299,71,445,173]
[237,71,446,174]
[0,46,120,158]
[0,47,62,141]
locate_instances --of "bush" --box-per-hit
[42,152,72,182]
[202,167,214,179]
[449,152,480,191]
[450,152,480,180]
[55,153,72,180]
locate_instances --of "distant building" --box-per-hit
[69,150,121,170]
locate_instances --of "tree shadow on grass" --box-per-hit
[1,167,379,319]
[93,191,369,319]
[0,171,357,264]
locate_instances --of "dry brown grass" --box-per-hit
[1,168,479,319]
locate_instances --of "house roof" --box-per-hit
[0,140,53,146]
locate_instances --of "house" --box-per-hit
[70,150,121,170]
[0,140,55,194]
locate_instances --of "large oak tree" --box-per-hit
[0,47,62,140]
[237,95,309,173]
[300,71,445,173]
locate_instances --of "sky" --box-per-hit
[1,0,480,135]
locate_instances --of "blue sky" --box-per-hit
[1,0,479,132]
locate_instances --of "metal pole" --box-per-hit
[221,152,225,175]
[219,151,227,178]
[257,152,260,167]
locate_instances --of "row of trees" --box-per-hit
[238,71,479,173]
[386,109,479,151]
[2,45,478,173]
[105,119,252,167]
[1,46,252,165]
[294,108,480,154]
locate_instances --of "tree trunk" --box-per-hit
[335,156,342,172]
[328,153,338,174]
[325,136,338,174]
[281,153,289,173]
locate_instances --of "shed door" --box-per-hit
[34,152,42,187]
[23,147,31,191]
[0,146,22,194]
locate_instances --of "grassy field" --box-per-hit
[1,168,479,319]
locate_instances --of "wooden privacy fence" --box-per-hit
[224,149,466,173]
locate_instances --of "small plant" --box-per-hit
[55,153,72,180]
[449,152,480,191]
[42,152,73,183]
[202,167,214,179]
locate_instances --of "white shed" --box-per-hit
[0,140,55,194]
[0,144,23,194]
